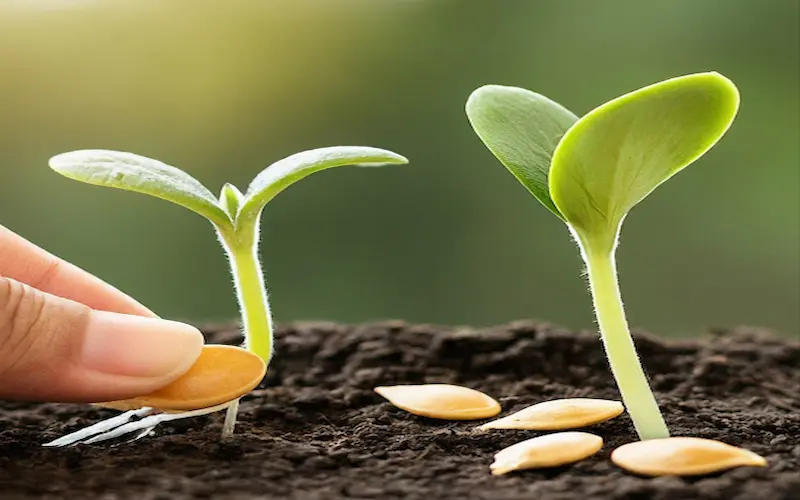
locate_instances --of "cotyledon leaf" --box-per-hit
[237,146,408,225]
[466,84,579,219]
[549,72,740,251]
[49,150,231,228]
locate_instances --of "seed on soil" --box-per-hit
[97,345,267,412]
[490,432,604,475]
[611,437,767,476]
[374,384,501,420]
[480,398,624,431]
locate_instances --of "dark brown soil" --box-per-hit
[1,321,799,499]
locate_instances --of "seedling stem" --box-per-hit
[583,246,668,439]
[218,223,272,436]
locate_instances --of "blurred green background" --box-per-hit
[0,0,797,338]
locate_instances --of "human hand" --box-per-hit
[0,224,203,403]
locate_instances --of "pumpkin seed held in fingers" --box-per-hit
[611,437,767,476]
[374,384,501,420]
[97,345,267,412]
[490,432,604,475]
[480,398,624,431]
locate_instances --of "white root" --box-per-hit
[221,398,240,438]
[42,407,154,447]
[128,425,156,443]
[42,402,232,447]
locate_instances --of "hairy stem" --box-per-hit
[217,222,273,437]
[227,237,274,361]
[584,249,669,440]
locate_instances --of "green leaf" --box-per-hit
[50,150,231,228]
[219,182,244,219]
[549,72,740,251]
[466,84,579,218]
[238,146,408,223]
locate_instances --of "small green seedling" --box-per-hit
[48,146,408,440]
[466,72,739,440]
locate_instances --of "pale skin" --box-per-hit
[0,224,203,403]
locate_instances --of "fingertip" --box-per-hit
[82,312,204,383]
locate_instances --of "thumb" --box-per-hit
[0,277,203,403]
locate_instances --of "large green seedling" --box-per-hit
[49,146,408,439]
[466,73,739,440]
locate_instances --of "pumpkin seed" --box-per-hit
[480,398,624,431]
[611,437,767,476]
[97,345,266,412]
[490,431,603,475]
[374,384,501,420]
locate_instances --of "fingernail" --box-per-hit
[81,311,204,379]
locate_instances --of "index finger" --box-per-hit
[0,224,155,317]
